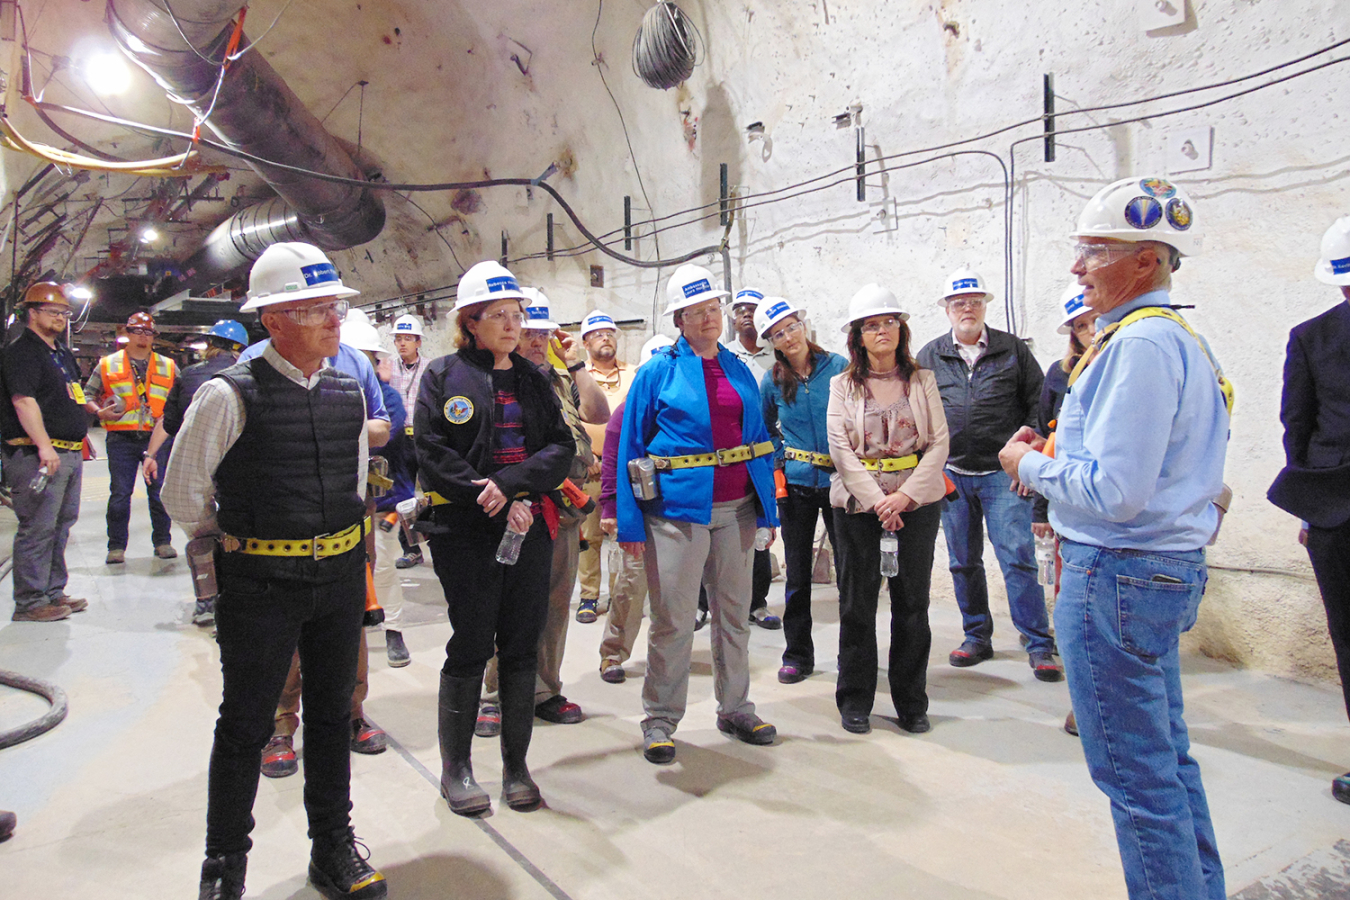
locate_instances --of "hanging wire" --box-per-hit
[633,2,701,90]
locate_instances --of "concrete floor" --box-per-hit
[1,451,1348,899]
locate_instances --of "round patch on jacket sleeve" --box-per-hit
[444,396,474,424]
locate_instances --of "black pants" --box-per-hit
[779,485,838,669]
[1308,521,1350,719]
[429,520,553,680]
[206,550,366,855]
[833,502,941,718]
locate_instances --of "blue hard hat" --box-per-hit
[208,319,248,347]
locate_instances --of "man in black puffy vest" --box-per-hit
[162,243,387,900]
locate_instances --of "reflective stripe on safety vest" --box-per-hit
[99,351,176,431]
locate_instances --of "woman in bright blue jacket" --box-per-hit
[616,264,780,766]
[756,298,848,686]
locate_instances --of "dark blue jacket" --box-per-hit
[760,350,847,490]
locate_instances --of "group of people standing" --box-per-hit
[11,173,1350,900]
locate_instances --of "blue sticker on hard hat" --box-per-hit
[682,279,713,298]
[395,322,414,332]
[1165,198,1193,231]
[764,300,791,320]
[1064,293,1086,316]
[486,275,521,294]
[588,315,614,326]
[1138,178,1176,199]
[526,306,551,322]
[444,396,474,425]
[1124,197,1163,230]
[952,278,980,291]
[1332,256,1350,275]
[300,262,340,287]
[735,289,764,302]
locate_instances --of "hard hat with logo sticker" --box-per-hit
[731,288,765,310]
[21,282,70,309]
[340,309,386,354]
[940,267,993,305]
[580,310,617,339]
[455,260,528,313]
[753,297,806,340]
[1056,282,1091,335]
[126,311,157,333]
[208,320,248,347]
[1071,176,1201,259]
[1314,216,1350,287]
[242,242,360,312]
[664,264,730,317]
[843,284,909,333]
[393,314,424,337]
[638,334,675,365]
[519,287,560,331]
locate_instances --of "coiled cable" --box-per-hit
[632,2,701,90]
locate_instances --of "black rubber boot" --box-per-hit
[438,671,491,815]
[198,852,247,900]
[498,669,543,811]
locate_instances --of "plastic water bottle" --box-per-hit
[607,541,623,572]
[754,527,771,551]
[28,465,49,494]
[495,527,526,565]
[879,530,899,576]
[1035,532,1056,585]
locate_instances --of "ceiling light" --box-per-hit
[84,52,132,95]
[140,226,159,244]
[67,285,93,300]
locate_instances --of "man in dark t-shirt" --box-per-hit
[1,283,93,622]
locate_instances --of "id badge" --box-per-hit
[69,383,87,404]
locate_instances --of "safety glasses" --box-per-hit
[277,299,349,326]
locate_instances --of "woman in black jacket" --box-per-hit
[415,261,575,816]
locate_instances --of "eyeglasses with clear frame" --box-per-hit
[768,320,806,345]
[1072,242,1138,269]
[945,297,986,311]
[860,316,903,335]
[680,301,724,325]
[478,309,527,326]
[277,299,349,327]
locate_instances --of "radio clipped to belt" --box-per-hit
[628,440,775,501]
[367,457,393,497]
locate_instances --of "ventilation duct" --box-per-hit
[106,0,385,288]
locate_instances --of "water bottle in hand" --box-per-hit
[496,526,526,565]
[754,527,771,551]
[879,530,899,576]
[607,541,623,572]
[1035,532,1056,585]
[29,465,50,493]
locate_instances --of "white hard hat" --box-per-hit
[664,264,729,317]
[340,312,386,354]
[1056,281,1091,335]
[242,242,359,312]
[753,297,805,340]
[940,267,993,305]
[519,287,559,331]
[580,310,618,338]
[454,260,528,313]
[393,314,424,337]
[842,284,909,333]
[639,334,675,365]
[731,287,765,309]
[1314,216,1350,286]
[1071,176,1201,258]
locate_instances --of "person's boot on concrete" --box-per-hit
[499,669,543,811]
[437,671,491,815]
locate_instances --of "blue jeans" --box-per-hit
[1056,539,1224,900]
[939,468,1052,654]
[105,431,172,550]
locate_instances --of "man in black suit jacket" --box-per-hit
[1271,215,1350,806]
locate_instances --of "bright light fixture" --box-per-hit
[140,226,159,244]
[68,285,93,300]
[84,52,132,95]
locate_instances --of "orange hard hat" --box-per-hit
[126,311,157,332]
[22,282,71,308]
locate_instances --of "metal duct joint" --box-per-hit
[105,0,384,285]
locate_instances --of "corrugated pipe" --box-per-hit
[105,0,384,286]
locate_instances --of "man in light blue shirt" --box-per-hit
[999,177,1229,900]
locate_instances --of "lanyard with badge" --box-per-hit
[50,346,86,405]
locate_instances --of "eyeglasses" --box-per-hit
[126,326,156,336]
[945,297,986,311]
[680,302,723,325]
[521,328,553,340]
[768,320,806,345]
[36,305,72,319]
[478,309,527,326]
[277,299,349,326]
[860,316,903,334]
[1072,242,1137,268]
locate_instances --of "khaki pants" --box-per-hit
[599,551,648,668]
[577,477,604,600]
[642,498,757,734]
[485,516,581,703]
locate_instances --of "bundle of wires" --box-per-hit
[633,2,701,90]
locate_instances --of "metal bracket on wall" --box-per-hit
[500,231,508,266]
[624,195,632,251]
[856,127,866,202]
[1043,73,1056,163]
[546,213,554,261]
[719,163,730,227]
